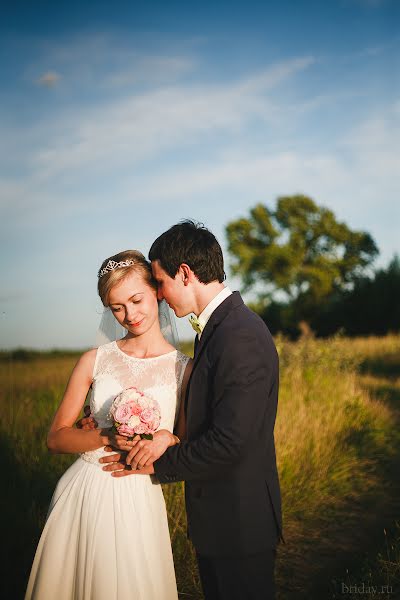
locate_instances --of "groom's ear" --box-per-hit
[179,263,194,286]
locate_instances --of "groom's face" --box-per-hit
[151,260,191,318]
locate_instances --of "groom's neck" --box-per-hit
[192,281,226,317]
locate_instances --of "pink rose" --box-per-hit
[150,416,161,431]
[134,423,148,434]
[139,409,160,432]
[114,404,132,423]
[139,408,154,424]
[127,401,143,416]
[117,423,135,437]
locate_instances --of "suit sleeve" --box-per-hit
[154,331,276,483]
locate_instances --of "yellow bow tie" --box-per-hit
[189,315,204,335]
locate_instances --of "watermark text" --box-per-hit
[341,582,394,595]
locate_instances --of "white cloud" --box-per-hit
[2,71,399,254]
[29,55,314,180]
[26,32,199,93]
[340,104,400,178]
[1,42,398,267]
[104,56,195,88]
[106,99,399,208]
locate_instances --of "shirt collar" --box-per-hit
[197,286,232,338]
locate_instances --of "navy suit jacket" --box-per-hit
[154,291,283,557]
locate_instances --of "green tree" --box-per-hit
[226,195,378,325]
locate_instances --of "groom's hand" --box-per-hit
[125,430,175,469]
[99,449,155,477]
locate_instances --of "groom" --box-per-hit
[94,221,282,599]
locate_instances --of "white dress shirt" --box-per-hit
[197,286,232,339]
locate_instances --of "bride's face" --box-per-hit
[108,270,159,335]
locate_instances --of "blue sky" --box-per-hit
[1,0,399,348]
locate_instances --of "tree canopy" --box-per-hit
[226,195,379,326]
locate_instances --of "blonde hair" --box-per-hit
[97,250,157,306]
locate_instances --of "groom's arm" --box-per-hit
[153,331,278,483]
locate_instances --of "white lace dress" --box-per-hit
[25,341,190,600]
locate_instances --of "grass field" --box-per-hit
[1,335,399,599]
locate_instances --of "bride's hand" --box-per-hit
[126,429,177,470]
[102,430,141,451]
[76,406,98,430]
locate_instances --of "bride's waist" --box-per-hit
[78,449,159,486]
[80,447,116,467]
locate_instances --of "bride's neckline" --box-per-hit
[114,340,178,361]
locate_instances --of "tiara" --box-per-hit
[98,259,136,278]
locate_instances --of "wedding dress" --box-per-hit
[25,341,190,600]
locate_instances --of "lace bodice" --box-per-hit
[80,341,190,465]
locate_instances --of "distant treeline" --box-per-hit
[256,256,400,338]
[0,349,84,362]
[0,342,195,361]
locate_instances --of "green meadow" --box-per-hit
[1,336,399,599]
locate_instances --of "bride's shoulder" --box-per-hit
[68,348,98,383]
[77,347,98,369]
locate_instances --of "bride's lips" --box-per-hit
[128,318,145,327]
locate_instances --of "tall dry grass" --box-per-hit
[0,335,399,599]
[273,335,400,598]
[276,335,394,518]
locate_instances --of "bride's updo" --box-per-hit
[97,250,157,306]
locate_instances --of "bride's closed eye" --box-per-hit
[111,300,141,313]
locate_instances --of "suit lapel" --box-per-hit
[193,334,200,357]
[193,291,242,367]
[184,291,244,415]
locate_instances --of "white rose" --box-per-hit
[128,414,141,428]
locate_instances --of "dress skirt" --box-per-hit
[25,452,178,600]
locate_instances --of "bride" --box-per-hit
[25,250,192,600]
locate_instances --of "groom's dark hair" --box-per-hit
[149,220,226,283]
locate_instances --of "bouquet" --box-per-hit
[109,387,161,440]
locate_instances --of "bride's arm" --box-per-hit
[47,349,110,454]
